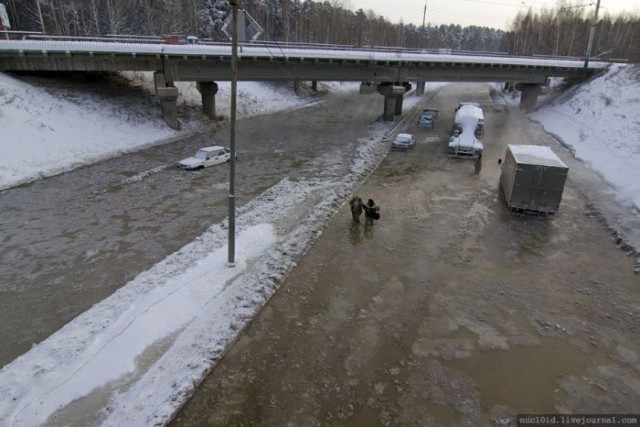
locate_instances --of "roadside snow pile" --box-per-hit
[0,72,330,191]
[531,64,640,211]
[0,72,174,190]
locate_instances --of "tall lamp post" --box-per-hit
[228,0,239,267]
[584,0,601,68]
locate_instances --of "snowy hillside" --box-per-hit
[531,64,640,211]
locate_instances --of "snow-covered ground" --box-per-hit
[0,66,638,426]
[530,64,640,212]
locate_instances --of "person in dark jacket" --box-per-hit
[362,199,380,226]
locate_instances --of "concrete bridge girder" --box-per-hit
[516,83,543,112]
[377,82,412,122]
[154,71,180,130]
[196,81,218,118]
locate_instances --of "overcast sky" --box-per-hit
[346,0,640,30]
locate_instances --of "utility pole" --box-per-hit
[421,1,427,48]
[228,0,239,267]
[583,0,601,68]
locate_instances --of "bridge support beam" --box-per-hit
[293,80,301,96]
[377,83,410,122]
[158,87,180,130]
[394,95,404,116]
[311,81,318,92]
[517,83,542,112]
[382,96,397,122]
[154,71,180,130]
[415,81,425,96]
[394,83,412,114]
[197,81,218,118]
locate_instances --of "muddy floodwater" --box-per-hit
[171,84,640,425]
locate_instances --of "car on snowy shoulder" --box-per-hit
[417,108,439,128]
[178,146,233,170]
[391,133,416,150]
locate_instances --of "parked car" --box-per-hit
[417,108,439,128]
[178,146,233,170]
[392,133,416,150]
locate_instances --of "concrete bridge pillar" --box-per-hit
[153,71,167,96]
[415,81,426,96]
[377,83,410,122]
[382,96,397,122]
[293,80,301,96]
[311,81,318,92]
[197,81,218,118]
[394,95,404,116]
[517,83,542,112]
[154,71,180,130]
[394,82,412,115]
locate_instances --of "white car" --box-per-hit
[178,146,232,170]
[392,133,416,150]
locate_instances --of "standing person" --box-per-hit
[362,199,380,226]
[474,153,483,174]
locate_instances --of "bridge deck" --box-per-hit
[0,40,606,83]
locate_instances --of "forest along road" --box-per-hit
[0,87,386,367]
[171,83,640,426]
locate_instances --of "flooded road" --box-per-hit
[171,84,640,425]
[0,89,382,366]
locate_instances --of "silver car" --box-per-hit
[392,133,416,150]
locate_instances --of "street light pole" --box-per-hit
[228,0,239,267]
[584,0,601,68]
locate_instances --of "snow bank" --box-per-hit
[531,64,640,210]
[0,72,173,189]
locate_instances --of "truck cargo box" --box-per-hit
[500,145,568,214]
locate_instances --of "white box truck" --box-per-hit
[500,144,568,214]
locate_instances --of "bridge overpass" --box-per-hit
[0,38,607,128]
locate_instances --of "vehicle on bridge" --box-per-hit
[392,133,416,150]
[163,34,199,45]
[417,108,439,129]
[448,102,484,158]
[178,146,232,170]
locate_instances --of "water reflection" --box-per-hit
[349,222,364,245]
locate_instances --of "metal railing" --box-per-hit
[0,31,594,63]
